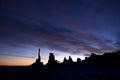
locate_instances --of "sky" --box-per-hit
[0,0,120,66]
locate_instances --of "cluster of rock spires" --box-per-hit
[31,48,120,67]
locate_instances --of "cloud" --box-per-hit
[0,0,120,56]
[0,15,117,55]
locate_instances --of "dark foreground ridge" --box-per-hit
[0,49,120,80]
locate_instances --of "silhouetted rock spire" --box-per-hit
[77,58,81,63]
[48,53,55,63]
[31,48,43,66]
[47,53,58,66]
[68,56,73,63]
[38,48,41,62]
[63,57,67,63]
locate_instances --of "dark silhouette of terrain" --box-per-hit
[31,49,43,67]
[0,49,120,80]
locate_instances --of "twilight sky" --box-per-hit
[0,0,120,66]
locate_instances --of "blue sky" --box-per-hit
[0,0,120,65]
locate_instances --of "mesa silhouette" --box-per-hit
[31,48,120,67]
[1,49,120,80]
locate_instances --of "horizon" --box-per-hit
[0,49,120,66]
[0,48,87,66]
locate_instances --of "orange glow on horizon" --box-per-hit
[0,55,52,66]
[0,60,48,66]
[0,53,85,66]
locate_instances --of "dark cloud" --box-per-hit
[0,0,120,57]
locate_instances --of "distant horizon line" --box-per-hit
[0,50,120,66]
